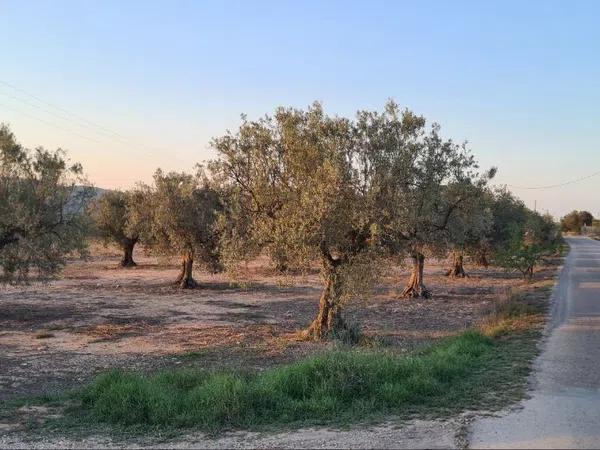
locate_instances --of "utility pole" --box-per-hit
[534,200,537,212]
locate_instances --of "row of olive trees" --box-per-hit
[91,170,222,288]
[1,102,561,339]
[446,187,562,281]
[94,102,506,338]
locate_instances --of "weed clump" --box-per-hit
[77,332,496,432]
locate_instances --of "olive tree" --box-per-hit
[212,104,370,339]
[495,211,561,280]
[92,190,143,267]
[135,169,222,288]
[0,124,92,283]
[464,187,527,271]
[579,211,594,228]
[485,189,561,281]
[210,101,473,338]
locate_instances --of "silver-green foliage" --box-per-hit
[491,190,561,280]
[131,169,222,286]
[209,101,489,334]
[91,189,143,266]
[0,124,93,283]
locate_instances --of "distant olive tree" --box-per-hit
[0,124,93,283]
[444,184,493,278]
[135,169,222,288]
[470,187,529,270]
[561,210,594,233]
[494,200,561,281]
[91,190,143,267]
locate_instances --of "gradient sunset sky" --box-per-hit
[1,0,599,218]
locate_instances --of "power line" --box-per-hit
[1,101,187,163]
[0,80,185,163]
[507,170,600,190]
[0,79,128,140]
[0,87,168,155]
[0,88,128,142]
[0,101,106,145]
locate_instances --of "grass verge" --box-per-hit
[74,332,493,432]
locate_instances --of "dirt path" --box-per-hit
[0,418,463,449]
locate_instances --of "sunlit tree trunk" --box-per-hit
[475,248,489,268]
[303,265,346,340]
[175,249,197,288]
[119,237,138,267]
[402,252,431,298]
[522,265,534,282]
[446,251,467,278]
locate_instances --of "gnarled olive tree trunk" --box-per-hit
[402,252,431,298]
[446,251,467,278]
[303,266,346,340]
[175,249,197,289]
[475,249,489,268]
[521,265,534,282]
[119,237,138,267]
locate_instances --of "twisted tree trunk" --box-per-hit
[175,250,197,289]
[475,249,489,268]
[522,265,534,281]
[446,252,467,278]
[402,252,431,298]
[119,237,138,267]
[303,267,346,340]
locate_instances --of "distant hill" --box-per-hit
[72,185,109,200]
[65,186,109,214]
[89,186,109,199]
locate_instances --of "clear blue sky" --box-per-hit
[1,0,599,217]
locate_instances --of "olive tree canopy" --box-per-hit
[495,210,561,280]
[0,124,93,283]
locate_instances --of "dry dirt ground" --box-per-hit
[0,244,559,448]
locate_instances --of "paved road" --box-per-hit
[469,236,600,449]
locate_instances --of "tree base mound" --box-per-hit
[176,278,198,289]
[119,260,137,268]
[445,268,468,278]
[401,285,431,299]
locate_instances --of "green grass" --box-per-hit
[67,331,521,433]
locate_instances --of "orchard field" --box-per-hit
[0,104,566,447]
[1,242,561,438]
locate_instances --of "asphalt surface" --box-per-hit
[469,236,600,449]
